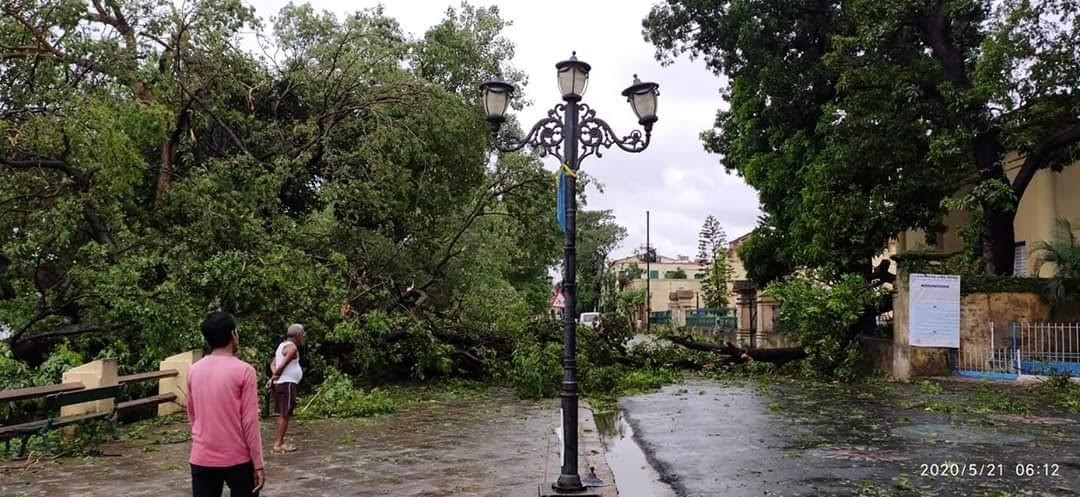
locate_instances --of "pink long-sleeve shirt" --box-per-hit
[186,354,265,469]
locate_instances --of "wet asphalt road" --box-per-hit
[621,378,1080,497]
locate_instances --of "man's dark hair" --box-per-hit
[201,311,236,349]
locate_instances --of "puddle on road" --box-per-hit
[594,410,677,497]
[892,423,1035,445]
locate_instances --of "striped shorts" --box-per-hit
[272,382,298,417]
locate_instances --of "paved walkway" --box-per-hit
[1,390,612,497]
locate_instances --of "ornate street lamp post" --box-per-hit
[481,52,659,496]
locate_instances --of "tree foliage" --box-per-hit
[766,272,886,380]
[644,0,1080,281]
[696,215,730,308]
[696,215,725,263]
[0,1,562,388]
[574,209,628,315]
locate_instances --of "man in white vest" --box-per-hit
[268,324,304,453]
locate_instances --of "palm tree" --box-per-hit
[1033,219,1080,304]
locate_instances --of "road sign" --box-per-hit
[550,288,566,309]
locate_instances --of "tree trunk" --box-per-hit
[983,206,1017,275]
[664,335,808,366]
[974,132,1016,275]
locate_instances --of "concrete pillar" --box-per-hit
[672,307,686,327]
[735,293,755,347]
[1035,169,1058,277]
[891,273,912,380]
[61,359,118,417]
[757,295,778,336]
[159,350,203,416]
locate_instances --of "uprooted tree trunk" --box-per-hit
[661,259,897,369]
[662,334,808,366]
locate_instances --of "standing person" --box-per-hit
[269,323,304,453]
[187,311,265,497]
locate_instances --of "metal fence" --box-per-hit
[955,322,1019,380]
[650,309,734,328]
[955,321,1080,380]
[1017,322,1080,376]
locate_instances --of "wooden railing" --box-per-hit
[1,351,200,445]
[0,383,85,403]
[116,369,180,414]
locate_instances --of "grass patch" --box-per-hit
[917,380,944,395]
[1035,374,1080,413]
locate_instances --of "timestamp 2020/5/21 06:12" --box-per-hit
[918,463,1063,478]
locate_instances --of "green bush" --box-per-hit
[299,367,396,419]
[615,369,681,394]
[1038,374,1080,413]
[580,364,622,394]
[1,343,85,424]
[510,340,563,399]
[766,272,883,381]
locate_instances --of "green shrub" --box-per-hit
[615,369,681,394]
[766,272,883,381]
[1,343,85,424]
[300,367,396,419]
[510,340,563,399]
[581,364,625,394]
[1038,373,1080,413]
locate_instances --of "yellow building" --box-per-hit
[610,254,708,315]
[727,233,751,304]
[889,157,1080,276]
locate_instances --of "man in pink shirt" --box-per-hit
[187,311,266,496]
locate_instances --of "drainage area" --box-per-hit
[593,409,677,497]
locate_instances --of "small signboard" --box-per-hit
[550,288,566,309]
[909,273,961,348]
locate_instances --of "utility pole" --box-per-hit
[645,210,650,332]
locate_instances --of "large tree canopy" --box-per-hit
[0,1,563,384]
[644,0,1080,281]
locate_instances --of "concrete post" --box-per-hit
[672,307,686,328]
[158,350,203,416]
[61,359,118,417]
[735,292,756,348]
[891,272,912,380]
[1035,169,1057,277]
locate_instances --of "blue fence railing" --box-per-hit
[955,321,1080,380]
[647,309,735,329]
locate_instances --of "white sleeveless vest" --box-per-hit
[273,341,303,384]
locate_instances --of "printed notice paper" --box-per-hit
[909,273,960,348]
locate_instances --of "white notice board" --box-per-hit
[909,273,961,348]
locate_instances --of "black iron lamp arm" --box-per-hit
[577,103,652,164]
[492,104,566,162]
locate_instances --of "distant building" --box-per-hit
[609,253,708,318]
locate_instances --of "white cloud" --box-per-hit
[242,0,762,259]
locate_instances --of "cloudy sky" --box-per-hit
[245,0,762,259]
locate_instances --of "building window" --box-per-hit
[649,270,659,280]
[1014,242,1028,276]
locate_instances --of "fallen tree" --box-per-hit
[662,334,808,367]
[657,261,896,378]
